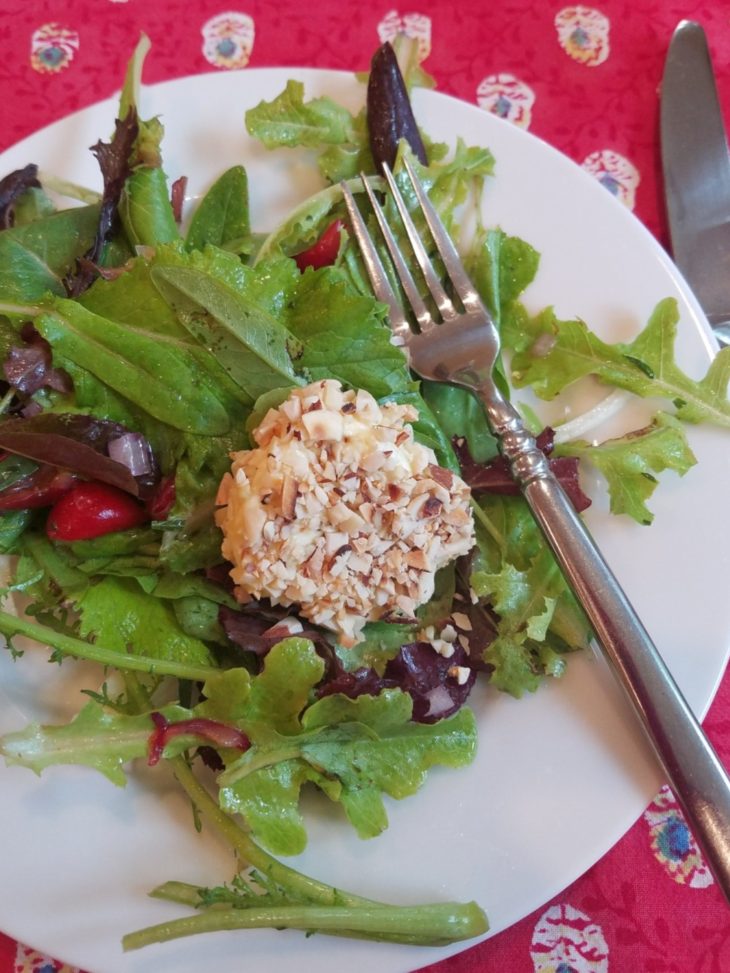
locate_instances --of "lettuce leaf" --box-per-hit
[75,576,216,667]
[34,298,235,435]
[557,412,696,525]
[291,266,411,397]
[471,495,590,696]
[510,298,730,428]
[0,701,191,784]
[216,639,477,854]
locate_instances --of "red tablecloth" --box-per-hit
[1,1,729,971]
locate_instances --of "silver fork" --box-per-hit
[342,157,730,902]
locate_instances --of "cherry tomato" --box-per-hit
[146,475,176,520]
[293,219,344,271]
[0,466,78,511]
[46,482,149,541]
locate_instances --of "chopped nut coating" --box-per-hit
[216,380,475,646]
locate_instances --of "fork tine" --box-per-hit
[340,181,412,345]
[359,174,433,333]
[402,157,482,313]
[380,162,458,324]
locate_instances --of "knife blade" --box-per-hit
[661,20,730,345]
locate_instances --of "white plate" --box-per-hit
[0,68,729,973]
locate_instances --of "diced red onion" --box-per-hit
[170,175,188,224]
[108,432,152,476]
[263,617,304,639]
[20,400,43,417]
[423,685,455,719]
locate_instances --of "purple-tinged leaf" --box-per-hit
[455,428,592,513]
[219,603,333,661]
[367,42,428,172]
[147,711,249,766]
[171,175,188,224]
[0,164,41,229]
[0,413,159,496]
[65,111,139,297]
[0,465,78,511]
[3,325,72,396]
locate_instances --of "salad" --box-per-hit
[0,34,729,960]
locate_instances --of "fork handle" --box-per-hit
[482,393,730,903]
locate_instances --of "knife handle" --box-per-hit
[488,395,730,903]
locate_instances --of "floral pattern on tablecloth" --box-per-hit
[29,24,79,73]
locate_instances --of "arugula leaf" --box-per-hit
[0,701,190,784]
[510,298,730,428]
[217,639,477,854]
[557,412,696,525]
[470,495,590,695]
[414,140,495,231]
[466,227,540,325]
[76,576,215,667]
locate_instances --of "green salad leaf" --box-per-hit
[0,701,191,784]
[0,205,101,303]
[510,298,730,428]
[291,266,411,396]
[557,411,696,525]
[76,576,216,667]
[246,79,357,150]
[150,246,303,401]
[218,639,477,854]
[471,495,590,696]
[185,166,250,251]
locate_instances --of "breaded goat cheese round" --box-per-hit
[215,380,475,646]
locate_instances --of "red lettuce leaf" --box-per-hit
[0,413,159,497]
[367,42,428,172]
[219,602,334,660]
[3,324,72,396]
[455,428,592,513]
[65,111,139,297]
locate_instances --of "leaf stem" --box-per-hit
[122,900,488,951]
[140,759,488,950]
[0,302,41,318]
[0,608,220,681]
[171,757,372,908]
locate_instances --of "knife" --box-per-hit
[661,20,730,346]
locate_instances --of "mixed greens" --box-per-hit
[0,34,729,954]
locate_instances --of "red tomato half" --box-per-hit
[0,466,78,511]
[294,219,345,271]
[46,482,149,541]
